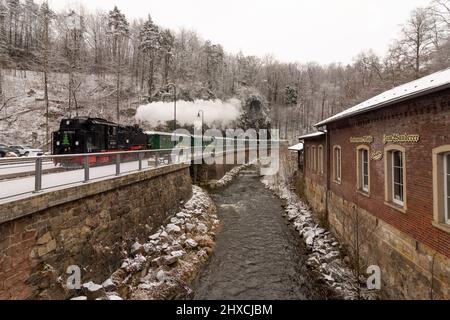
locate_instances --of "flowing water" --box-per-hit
[192,166,335,300]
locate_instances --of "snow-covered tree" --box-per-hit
[107,6,129,123]
[0,0,8,102]
[139,15,161,101]
[37,1,53,149]
[160,28,174,87]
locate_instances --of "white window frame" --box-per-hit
[392,150,405,206]
[333,146,341,184]
[432,146,450,232]
[318,145,324,175]
[357,147,370,193]
[445,153,450,224]
[384,145,407,212]
[312,146,316,173]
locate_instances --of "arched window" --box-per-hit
[432,145,450,230]
[384,145,406,211]
[333,146,341,183]
[318,145,324,175]
[357,145,370,194]
[312,146,316,173]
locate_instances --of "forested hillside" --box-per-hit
[0,0,449,147]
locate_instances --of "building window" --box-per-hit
[384,145,406,211]
[392,151,404,205]
[445,153,450,224]
[432,146,450,231]
[333,146,341,183]
[312,146,316,173]
[357,146,370,194]
[318,145,324,175]
[305,147,309,170]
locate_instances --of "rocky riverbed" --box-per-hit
[71,185,219,300]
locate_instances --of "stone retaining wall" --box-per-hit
[0,164,192,300]
[298,173,449,300]
[327,190,449,300]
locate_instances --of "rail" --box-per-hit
[0,146,261,201]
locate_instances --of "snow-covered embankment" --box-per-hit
[72,186,219,300]
[262,177,376,300]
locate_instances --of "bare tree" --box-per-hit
[401,8,436,79]
[0,0,8,103]
[37,0,52,151]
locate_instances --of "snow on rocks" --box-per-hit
[166,224,182,234]
[82,281,106,300]
[209,163,253,189]
[78,185,218,300]
[262,177,376,300]
[184,239,198,249]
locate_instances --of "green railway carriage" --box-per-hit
[146,131,178,150]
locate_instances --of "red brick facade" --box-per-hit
[303,88,450,259]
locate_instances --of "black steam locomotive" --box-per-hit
[52,117,150,166]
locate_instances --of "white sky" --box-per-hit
[47,0,433,65]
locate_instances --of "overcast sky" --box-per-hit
[48,0,433,65]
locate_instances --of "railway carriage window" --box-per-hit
[385,146,406,210]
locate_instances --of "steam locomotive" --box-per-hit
[52,116,261,167]
[52,117,212,167]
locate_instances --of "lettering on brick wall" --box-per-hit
[383,134,420,144]
[350,136,374,144]
[371,151,383,161]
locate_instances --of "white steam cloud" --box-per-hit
[135,99,242,128]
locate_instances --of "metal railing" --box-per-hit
[0,146,263,201]
[0,149,187,199]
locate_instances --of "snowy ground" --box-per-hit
[0,161,55,176]
[0,69,139,147]
[262,176,377,300]
[70,186,219,300]
[208,162,254,189]
[0,158,175,203]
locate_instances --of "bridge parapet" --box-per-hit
[0,163,192,299]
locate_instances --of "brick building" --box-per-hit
[299,68,450,299]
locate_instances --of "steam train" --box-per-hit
[52,116,264,167]
[52,117,213,167]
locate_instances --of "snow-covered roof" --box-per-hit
[288,143,304,151]
[299,131,327,140]
[316,68,450,127]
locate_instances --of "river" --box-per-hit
[192,166,335,300]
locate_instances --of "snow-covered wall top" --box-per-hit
[299,131,326,140]
[316,68,450,127]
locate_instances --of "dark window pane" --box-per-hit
[447,197,450,221]
[447,153,450,173]
[394,151,402,167]
[394,167,401,184]
[364,175,369,188]
[394,184,403,201]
